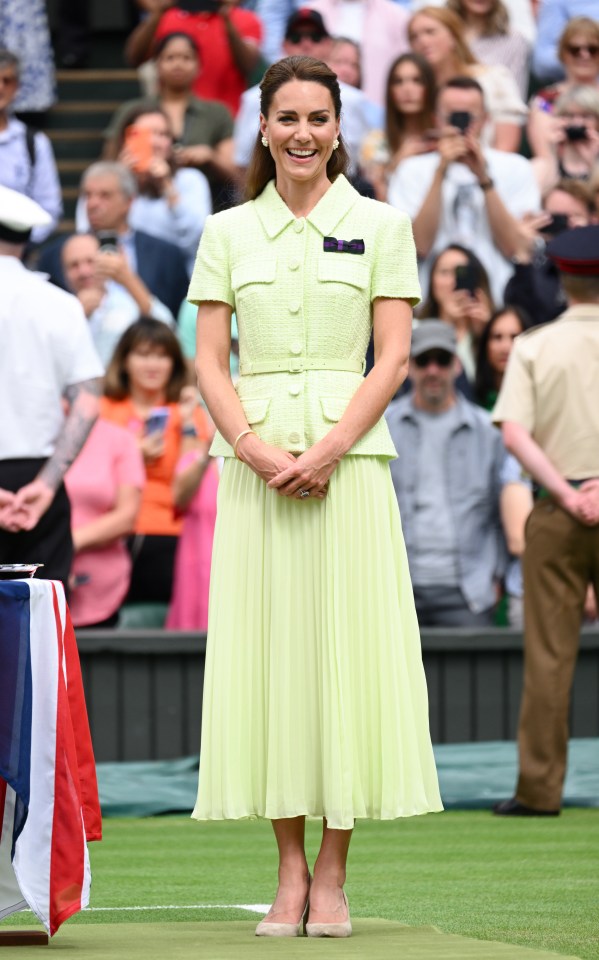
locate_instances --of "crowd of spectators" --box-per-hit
[1,0,598,630]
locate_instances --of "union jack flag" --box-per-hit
[0,579,101,935]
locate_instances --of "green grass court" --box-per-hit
[5,811,598,959]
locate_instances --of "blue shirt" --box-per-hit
[0,118,62,242]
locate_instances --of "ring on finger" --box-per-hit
[299,489,310,499]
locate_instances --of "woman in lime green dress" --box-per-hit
[188,55,442,939]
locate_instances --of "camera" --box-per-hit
[564,125,588,142]
[454,263,479,296]
[448,111,471,134]
[177,0,220,11]
[96,231,119,253]
[540,213,569,236]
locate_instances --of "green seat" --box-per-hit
[118,603,168,629]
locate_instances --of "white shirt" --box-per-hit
[0,118,62,243]
[387,147,540,304]
[0,257,104,459]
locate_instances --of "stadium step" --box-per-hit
[48,67,141,222]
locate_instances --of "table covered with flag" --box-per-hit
[0,578,101,936]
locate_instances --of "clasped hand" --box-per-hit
[239,436,337,500]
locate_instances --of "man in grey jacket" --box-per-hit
[385,321,507,627]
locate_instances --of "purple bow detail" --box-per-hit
[323,236,365,255]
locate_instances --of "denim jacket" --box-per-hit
[385,393,508,614]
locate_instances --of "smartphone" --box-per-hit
[454,263,479,296]
[96,231,119,252]
[541,213,569,236]
[177,0,220,11]
[448,111,471,134]
[72,573,91,587]
[124,125,153,173]
[564,124,588,142]
[145,407,170,435]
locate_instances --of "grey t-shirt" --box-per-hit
[410,405,462,588]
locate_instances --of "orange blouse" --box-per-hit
[100,397,211,537]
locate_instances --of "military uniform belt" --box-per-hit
[538,479,597,499]
[239,357,366,376]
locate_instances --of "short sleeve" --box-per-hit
[370,210,421,306]
[499,451,532,489]
[114,426,146,490]
[492,340,535,432]
[187,213,234,307]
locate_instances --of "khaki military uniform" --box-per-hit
[493,304,599,810]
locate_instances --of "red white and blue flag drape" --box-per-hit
[0,579,101,936]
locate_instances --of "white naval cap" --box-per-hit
[0,185,52,242]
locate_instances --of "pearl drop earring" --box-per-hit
[332,138,339,150]
[261,136,269,147]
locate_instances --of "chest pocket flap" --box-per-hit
[317,259,370,289]
[241,397,271,424]
[232,259,277,291]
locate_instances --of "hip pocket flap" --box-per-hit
[232,259,277,291]
[241,397,271,424]
[317,259,370,289]
[320,396,349,422]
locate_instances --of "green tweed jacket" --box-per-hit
[187,175,420,458]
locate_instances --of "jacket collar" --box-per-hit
[559,304,599,321]
[254,175,360,239]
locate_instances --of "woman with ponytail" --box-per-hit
[187,54,442,940]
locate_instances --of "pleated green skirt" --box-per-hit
[193,456,443,830]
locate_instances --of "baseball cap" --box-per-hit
[411,321,458,358]
[285,9,330,39]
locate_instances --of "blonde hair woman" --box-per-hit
[408,5,527,152]
[447,0,531,98]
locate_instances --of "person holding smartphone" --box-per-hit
[125,0,263,117]
[530,85,599,196]
[100,317,214,608]
[388,75,539,306]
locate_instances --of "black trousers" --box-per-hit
[126,534,178,605]
[0,459,73,587]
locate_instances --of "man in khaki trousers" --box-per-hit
[492,225,599,816]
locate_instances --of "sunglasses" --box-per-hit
[413,350,453,369]
[287,32,324,44]
[566,43,599,57]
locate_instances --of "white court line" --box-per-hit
[83,904,270,914]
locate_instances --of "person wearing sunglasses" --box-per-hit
[529,16,599,159]
[0,49,62,244]
[533,4,599,84]
[385,320,507,628]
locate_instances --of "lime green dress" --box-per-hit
[188,177,442,829]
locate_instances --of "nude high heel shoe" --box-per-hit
[255,879,311,937]
[306,889,352,938]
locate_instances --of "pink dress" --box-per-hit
[166,458,219,632]
[65,419,145,627]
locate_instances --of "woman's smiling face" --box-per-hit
[260,79,340,186]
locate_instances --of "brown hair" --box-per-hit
[408,7,478,71]
[385,53,437,153]
[104,317,187,402]
[446,0,509,38]
[558,17,599,64]
[545,178,594,214]
[561,273,599,302]
[114,104,176,196]
[245,55,350,201]
[417,243,494,318]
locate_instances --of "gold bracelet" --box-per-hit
[233,428,256,460]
